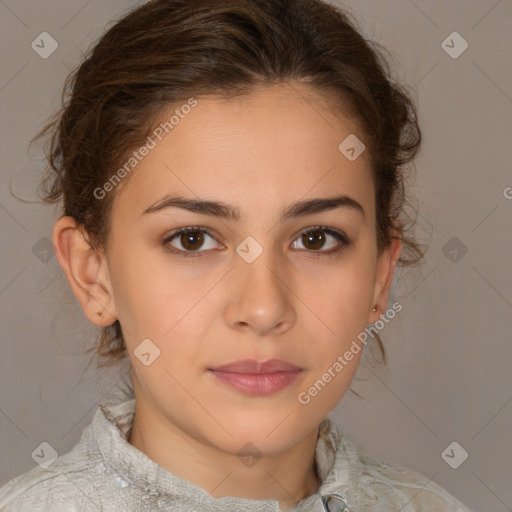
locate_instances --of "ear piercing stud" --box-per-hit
[372,306,377,312]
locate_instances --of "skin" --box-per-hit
[53,82,402,510]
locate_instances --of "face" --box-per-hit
[101,83,393,456]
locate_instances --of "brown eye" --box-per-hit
[180,230,205,251]
[163,227,219,257]
[292,226,351,254]
[302,229,326,250]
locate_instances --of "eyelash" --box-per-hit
[161,225,352,259]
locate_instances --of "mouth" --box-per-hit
[208,359,303,396]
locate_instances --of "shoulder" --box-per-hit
[0,383,137,511]
[317,419,473,511]
[357,452,473,512]
[0,429,105,511]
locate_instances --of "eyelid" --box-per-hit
[295,225,351,246]
[164,225,217,241]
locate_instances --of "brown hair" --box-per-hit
[33,0,424,368]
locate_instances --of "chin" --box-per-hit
[207,408,316,456]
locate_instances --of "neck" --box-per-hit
[128,397,320,509]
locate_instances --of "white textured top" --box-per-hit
[0,380,473,511]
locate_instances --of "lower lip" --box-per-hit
[209,370,302,395]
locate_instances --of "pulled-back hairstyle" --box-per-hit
[34,0,423,368]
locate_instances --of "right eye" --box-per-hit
[162,226,221,258]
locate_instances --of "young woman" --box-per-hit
[0,0,472,510]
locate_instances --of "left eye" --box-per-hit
[291,227,350,252]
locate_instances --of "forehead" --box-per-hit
[111,83,374,221]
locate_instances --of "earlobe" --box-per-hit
[52,216,117,326]
[367,235,402,324]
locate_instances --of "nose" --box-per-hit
[223,245,296,337]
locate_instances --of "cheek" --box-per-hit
[110,250,216,355]
[308,255,376,328]
[107,242,173,338]
[303,252,377,368]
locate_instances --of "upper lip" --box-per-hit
[210,359,302,373]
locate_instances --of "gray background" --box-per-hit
[1,0,511,510]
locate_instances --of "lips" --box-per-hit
[208,359,303,396]
[210,358,302,373]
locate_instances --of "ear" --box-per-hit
[367,232,402,324]
[52,216,117,326]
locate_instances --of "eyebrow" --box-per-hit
[141,194,364,221]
